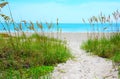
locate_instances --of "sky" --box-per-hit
[1,0,120,23]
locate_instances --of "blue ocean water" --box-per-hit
[0,23,120,32]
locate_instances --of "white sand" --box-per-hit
[51,33,118,79]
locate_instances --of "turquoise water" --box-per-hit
[0,23,120,32]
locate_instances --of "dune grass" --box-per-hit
[0,27,72,79]
[0,2,73,78]
[81,10,120,77]
[81,33,120,62]
[0,3,72,78]
[81,33,120,77]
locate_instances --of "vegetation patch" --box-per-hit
[0,1,73,78]
[0,27,72,78]
[81,33,120,62]
[0,66,54,79]
[81,10,120,77]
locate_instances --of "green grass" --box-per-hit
[81,33,120,62]
[0,66,54,79]
[82,10,120,77]
[81,33,120,77]
[0,32,72,78]
[0,7,73,77]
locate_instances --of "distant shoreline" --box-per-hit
[0,23,120,33]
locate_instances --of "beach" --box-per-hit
[49,32,119,79]
[0,0,120,78]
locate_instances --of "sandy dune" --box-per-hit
[51,33,118,79]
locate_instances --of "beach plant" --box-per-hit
[0,1,72,78]
[81,10,120,77]
[83,10,120,39]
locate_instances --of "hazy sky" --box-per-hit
[2,0,120,23]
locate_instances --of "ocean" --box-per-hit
[0,23,120,32]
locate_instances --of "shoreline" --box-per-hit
[0,32,118,39]
[0,31,119,33]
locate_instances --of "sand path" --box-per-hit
[52,33,118,79]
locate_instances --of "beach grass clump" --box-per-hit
[0,24,72,78]
[81,10,120,60]
[81,10,120,76]
[81,10,120,62]
[0,1,72,78]
[81,33,120,61]
[81,33,120,77]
